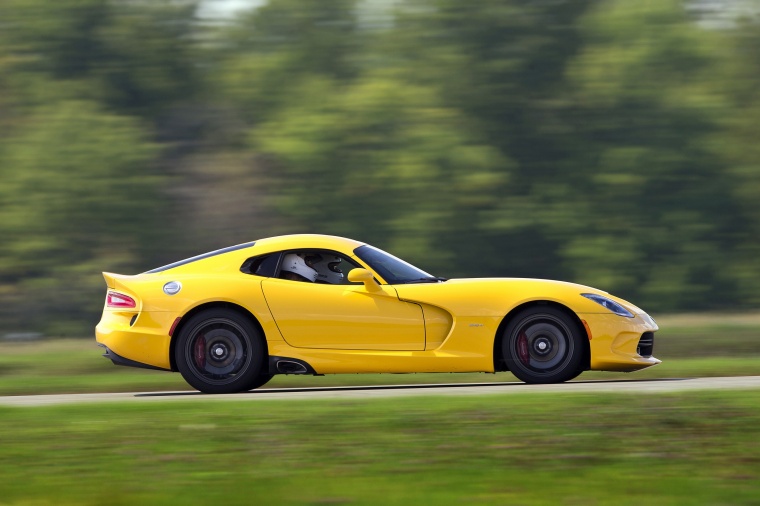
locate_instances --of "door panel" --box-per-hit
[261,278,425,350]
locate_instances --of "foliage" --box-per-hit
[0,99,159,334]
[256,74,508,267]
[1,0,760,333]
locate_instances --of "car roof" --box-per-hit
[145,234,365,275]
[254,234,365,253]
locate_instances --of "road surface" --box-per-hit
[1,376,759,407]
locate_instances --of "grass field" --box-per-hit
[0,391,759,505]
[0,313,758,395]
[0,314,758,505]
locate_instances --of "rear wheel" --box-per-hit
[502,307,584,384]
[176,308,266,393]
[246,373,274,391]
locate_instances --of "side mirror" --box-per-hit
[347,268,382,292]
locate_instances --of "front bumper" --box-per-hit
[581,312,661,372]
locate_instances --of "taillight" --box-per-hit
[107,291,136,308]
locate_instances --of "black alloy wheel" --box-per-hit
[176,308,266,394]
[502,306,584,384]
[247,373,275,390]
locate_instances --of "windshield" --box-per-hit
[353,245,439,284]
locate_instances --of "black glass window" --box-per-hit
[241,253,281,277]
[353,245,436,284]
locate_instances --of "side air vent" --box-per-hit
[637,332,655,357]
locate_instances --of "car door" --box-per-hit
[261,278,425,351]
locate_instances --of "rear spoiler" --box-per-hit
[102,272,136,292]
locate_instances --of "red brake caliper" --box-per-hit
[517,332,530,366]
[194,335,206,369]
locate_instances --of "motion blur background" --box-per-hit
[1,0,759,337]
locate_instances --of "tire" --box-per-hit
[246,373,274,391]
[502,306,584,384]
[175,308,266,394]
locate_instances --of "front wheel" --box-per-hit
[176,308,266,393]
[502,307,584,384]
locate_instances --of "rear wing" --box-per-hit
[102,272,137,292]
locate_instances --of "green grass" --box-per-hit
[0,314,758,505]
[0,391,759,505]
[653,313,760,357]
[0,312,758,395]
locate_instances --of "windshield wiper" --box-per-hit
[403,276,447,284]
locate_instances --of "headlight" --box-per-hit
[581,293,634,318]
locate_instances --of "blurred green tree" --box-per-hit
[1,0,760,337]
[719,16,760,307]
[366,0,600,278]
[0,100,159,334]
[0,0,199,115]
[0,0,193,333]
[256,74,507,273]
[561,0,743,310]
[218,0,360,123]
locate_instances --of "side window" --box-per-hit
[277,250,361,285]
[241,253,281,278]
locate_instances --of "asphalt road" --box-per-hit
[1,376,759,407]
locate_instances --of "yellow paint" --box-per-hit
[261,278,425,350]
[95,234,660,378]
[96,310,173,369]
[418,303,454,350]
[583,312,661,371]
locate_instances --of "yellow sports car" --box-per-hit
[96,234,660,393]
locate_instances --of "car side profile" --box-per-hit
[95,234,660,393]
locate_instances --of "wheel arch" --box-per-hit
[493,300,590,373]
[168,301,268,372]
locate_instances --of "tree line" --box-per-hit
[1,0,759,335]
